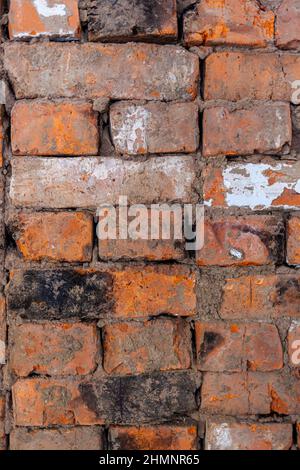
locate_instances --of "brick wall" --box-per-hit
[0,0,299,451]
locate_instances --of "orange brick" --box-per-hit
[0,396,5,450]
[10,323,98,377]
[220,274,300,319]
[103,319,191,375]
[287,322,300,367]
[9,0,81,40]
[112,267,196,318]
[110,425,197,450]
[203,104,291,157]
[184,0,274,47]
[196,322,282,371]
[205,421,293,450]
[287,216,300,266]
[276,0,300,49]
[11,100,99,156]
[196,215,283,266]
[13,212,93,262]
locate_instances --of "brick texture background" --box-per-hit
[0,0,298,451]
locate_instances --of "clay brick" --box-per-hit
[88,0,177,42]
[109,425,197,450]
[7,269,113,320]
[268,372,300,414]
[205,421,293,450]
[297,422,300,448]
[203,161,300,210]
[103,319,191,375]
[0,297,5,365]
[10,427,103,450]
[196,322,283,372]
[204,52,300,101]
[4,43,199,101]
[184,0,274,47]
[196,215,284,266]
[10,156,197,209]
[0,108,4,168]
[13,212,93,262]
[287,322,300,367]
[11,100,99,156]
[13,372,198,425]
[287,216,300,266]
[112,267,196,318]
[220,274,300,319]
[9,0,81,40]
[203,104,291,157]
[276,0,300,49]
[110,102,199,155]
[0,396,5,450]
[10,323,98,377]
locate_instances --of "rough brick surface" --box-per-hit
[12,212,94,262]
[287,322,300,367]
[287,216,300,265]
[0,396,5,450]
[11,100,99,156]
[9,0,81,40]
[0,297,5,365]
[88,0,177,42]
[110,425,197,450]
[103,319,191,374]
[110,102,199,155]
[184,0,274,47]
[205,421,293,450]
[276,0,300,49]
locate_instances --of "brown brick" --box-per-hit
[103,319,191,375]
[11,100,99,156]
[8,0,81,40]
[109,425,197,450]
[276,0,300,49]
[203,161,300,210]
[110,102,199,155]
[4,43,199,101]
[0,296,5,365]
[196,215,284,266]
[203,104,291,157]
[10,427,103,450]
[287,216,300,266]
[88,0,177,42]
[205,421,293,450]
[297,422,300,448]
[220,274,300,319]
[112,267,196,318]
[10,156,197,209]
[0,396,5,450]
[13,212,93,262]
[184,0,274,47]
[0,108,4,168]
[196,322,283,372]
[287,322,300,367]
[10,323,98,377]
[204,52,300,101]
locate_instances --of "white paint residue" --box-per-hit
[229,248,243,260]
[0,340,5,364]
[113,106,150,155]
[33,0,67,17]
[223,162,300,210]
[209,424,233,450]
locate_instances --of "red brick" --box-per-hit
[203,104,291,157]
[103,319,191,375]
[88,0,177,42]
[12,378,101,426]
[9,0,81,40]
[196,322,283,372]
[287,322,300,367]
[11,100,99,156]
[203,161,300,210]
[220,274,300,319]
[10,156,197,209]
[4,43,199,101]
[287,216,300,266]
[196,215,283,266]
[184,0,274,47]
[0,296,5,365]
[204,52,300,101]
[205,421,293,450]
[10,323,98,377]
[112,267,196,318]
[0,396,5,450]
[109,425,197,450]
[110,102,199,155]
[276,0,300,49]
[10,426,103,450]
[13,212,93,262]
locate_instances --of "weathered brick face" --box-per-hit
[0,0,299,452]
